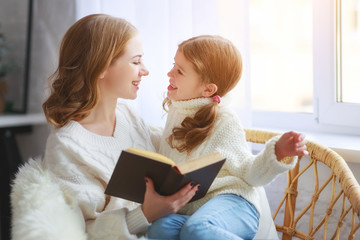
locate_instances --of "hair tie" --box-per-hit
[212,95,221,104]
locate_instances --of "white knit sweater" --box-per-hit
[43,100,162,240]
[159,98,297,215]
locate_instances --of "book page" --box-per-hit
[126,148,175,166]
[177,152,224,174]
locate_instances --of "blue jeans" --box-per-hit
[147,194,259,240]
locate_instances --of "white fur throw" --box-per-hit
[11,158,87,240]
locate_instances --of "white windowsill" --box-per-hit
[0,113,46,128]
[251,126,360,164]
[304,132,360,164]
[251,111,360,164]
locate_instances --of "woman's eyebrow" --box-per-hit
[130,54,143,59]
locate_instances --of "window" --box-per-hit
[249,0,313,113]
[241,0,360,133]
[216,0,360,134]
[316,0,360,129]
[337,0,360,104]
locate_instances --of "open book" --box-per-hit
[105,148,226,203]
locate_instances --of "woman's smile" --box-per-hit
[132,80,141,89]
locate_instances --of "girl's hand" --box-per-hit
[275,131,308,161]
[141,177,199,223]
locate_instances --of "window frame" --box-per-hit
[315,0,360,128]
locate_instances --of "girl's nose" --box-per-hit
[167,69,174,77]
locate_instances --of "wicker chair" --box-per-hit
[245,129,360,240]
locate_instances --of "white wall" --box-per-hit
[17,0,76,161]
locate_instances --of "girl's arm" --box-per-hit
[209,114,304,187]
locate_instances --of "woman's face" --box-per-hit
[100,35,149,100]
[167,50,208,101]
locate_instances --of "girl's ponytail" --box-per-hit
[168,99,219,154]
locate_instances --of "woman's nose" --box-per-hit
[140,65,149,76]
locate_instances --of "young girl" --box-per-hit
[147,35,308,240]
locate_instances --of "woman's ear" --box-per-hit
[202,83,218,97]
[99,70,107,79]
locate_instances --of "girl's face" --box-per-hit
[167,50,209,101]
[100,35,149,100]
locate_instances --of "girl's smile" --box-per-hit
[167,81,178,91]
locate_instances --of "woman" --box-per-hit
[41,14,198,239]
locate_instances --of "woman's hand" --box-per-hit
[275,131,308,161]
[141,177,199,223]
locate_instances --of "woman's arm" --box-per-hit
[44,131,198,239]
[43,135,148,239]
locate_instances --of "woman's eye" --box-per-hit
[177,69,183,75]
[133,61,141,65]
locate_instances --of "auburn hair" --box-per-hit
[42,14,137,127]
[165,35,242,154]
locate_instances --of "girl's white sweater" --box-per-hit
[43,100,162,240]
[159,98,297,215]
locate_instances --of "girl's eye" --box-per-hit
[172,63,183,75]
[133,61,141,65]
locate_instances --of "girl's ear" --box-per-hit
[202,83,218,97]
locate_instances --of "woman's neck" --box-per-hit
[78,99,117,137]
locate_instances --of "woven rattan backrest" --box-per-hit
[245,129,360,240]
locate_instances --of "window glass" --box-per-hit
[249,0,313,113]
[339,0,360,104]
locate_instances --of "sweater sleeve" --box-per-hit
[145,124,163,153]
[43,136,149,240]
[86,207,148,240]
[209,113,297,187]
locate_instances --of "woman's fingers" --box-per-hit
[142,178,199,223]
[144,177,157,197]
[171,183,199,206]
[171,182,197,198]
[168,182,198,210]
